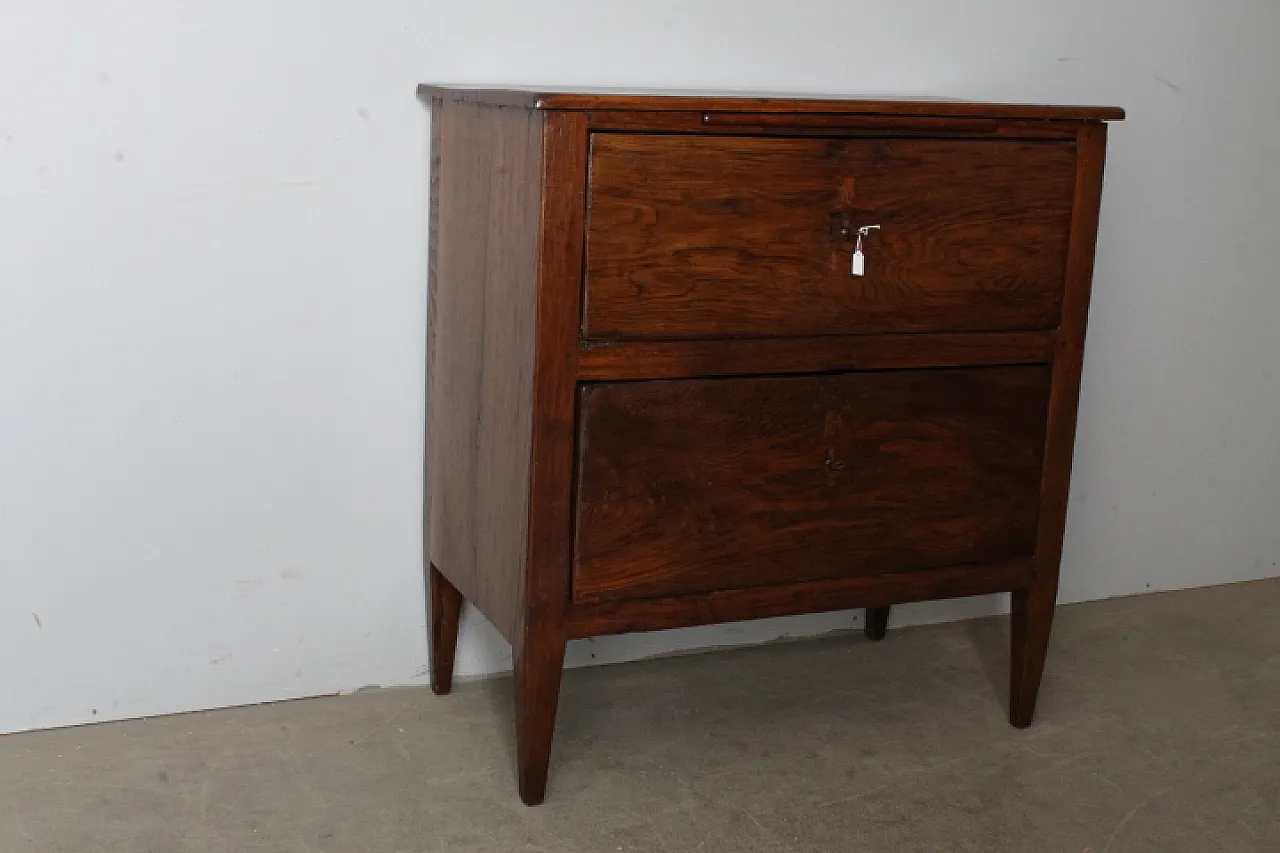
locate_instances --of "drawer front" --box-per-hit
[573,367,1051,603]
[584,135,1076,340]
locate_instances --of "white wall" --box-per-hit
[3,0,1278,734]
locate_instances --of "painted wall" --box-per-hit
[2,0,1278,733]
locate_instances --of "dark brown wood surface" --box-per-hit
[864,606,891,641]
[428,564,462,695]
[586,111,1083,139]
[420,85,1121,803]
[1035,123,1108,588]
[418,85,1125,121]
[583,135,1076,340]
[569,560,1032,638]
[1011,572,1060,727]
[578,331,1054,380]
[424,95,544,643]
[1010,121,1110,728]
[573,367,1052,603]
[700,114,1001,132]
[513,111,591,807]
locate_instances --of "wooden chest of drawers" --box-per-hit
[418,86,1123,804]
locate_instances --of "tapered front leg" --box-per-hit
[428,564,463,696]
[864,606,891,642]
[1009,573,1060,728]
[513,110,586,806]
[514,622,567,806]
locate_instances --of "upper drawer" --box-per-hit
[583,134,1077,340]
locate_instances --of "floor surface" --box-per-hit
[2,580,1278,852]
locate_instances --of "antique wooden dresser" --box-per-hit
[418,85,1124,804]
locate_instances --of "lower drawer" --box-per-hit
[572,366,1051,603]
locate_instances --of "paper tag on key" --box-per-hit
[850,224,880,277]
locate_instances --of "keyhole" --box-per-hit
[824,448,845,486]
[832,213,855,240]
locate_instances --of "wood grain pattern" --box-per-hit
[568,560,1032,638]
[573,367,1052,603]
[578,331,1054,380]
[417,86,1125,120]
[1010,121,1110,727]
[583,135,1076,340]
[514,111,590,807]
[420,85,1122,803]
[1034,123,1108,583]
[425,95,545,644]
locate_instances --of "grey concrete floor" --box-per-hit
[2,580,1278,852]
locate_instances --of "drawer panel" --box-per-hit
[573,367,1051,603]
[584,135,1076,340]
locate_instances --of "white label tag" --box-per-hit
[851,249,865,276]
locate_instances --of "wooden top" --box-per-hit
[417,85,1124,122]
